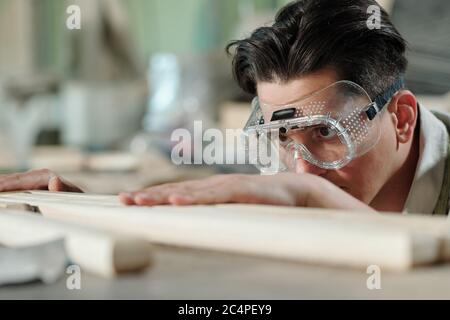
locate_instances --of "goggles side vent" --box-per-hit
[270,108,296,121]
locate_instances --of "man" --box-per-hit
[1,0,449,214]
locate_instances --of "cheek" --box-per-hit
[335,154,382,201]
[330,122,397,202]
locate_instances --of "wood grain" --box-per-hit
[0,191,447,271]
[0,206,152,277]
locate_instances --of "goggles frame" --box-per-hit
[243,77,405,172]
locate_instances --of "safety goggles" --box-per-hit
[243,78,404,173]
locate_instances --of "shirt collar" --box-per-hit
[403,103,449,214]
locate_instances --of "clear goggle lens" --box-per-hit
[242,80,385,173]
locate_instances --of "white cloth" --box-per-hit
[403,104,449,214]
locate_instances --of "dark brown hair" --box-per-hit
[226,0,407,99]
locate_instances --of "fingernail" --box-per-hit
[134,193,160,205]
[170,194,194,204]
[119,192,132,199]
[135,193,155,200]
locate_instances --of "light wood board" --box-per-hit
[0,191,449,271]
[0,206,152,277]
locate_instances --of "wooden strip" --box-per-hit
[0,209,152,277]
[2,192,449,259]
[214,204,450,259]
[0,191,444,271]
[0,191,121,207]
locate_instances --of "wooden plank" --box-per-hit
[0,191,443,271]
[0,208,152,277]
[2,191,450,254]
[214,204,450,259]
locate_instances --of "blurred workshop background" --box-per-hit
[0,0,449,194]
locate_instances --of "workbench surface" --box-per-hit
[1,245,450,299]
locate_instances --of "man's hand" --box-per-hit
[119,173,374,211]
[0,169,83,193]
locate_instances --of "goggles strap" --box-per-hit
[366,76,405,120]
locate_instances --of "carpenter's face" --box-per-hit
[256,69,398,204]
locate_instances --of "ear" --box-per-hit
[386,90,418,144]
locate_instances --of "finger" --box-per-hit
[139,181,193,195]
[0,170,53,192]
[168,181,293,206]
[129,180,203,206]
[167,188,236,206]
[48,176,83,193]
[133,192,172,206]
[118,192,136,205]
[165,175,251,205]
[119,191,170,206]
[121,175,244,207]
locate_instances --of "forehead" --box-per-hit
[256,68,339,106]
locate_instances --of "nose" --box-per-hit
[294,158,328,176]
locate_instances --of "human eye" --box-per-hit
[312,126,337,140]
[278,132,290,147]
[278,126,301,146]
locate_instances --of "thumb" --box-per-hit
[48,176,83,193]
